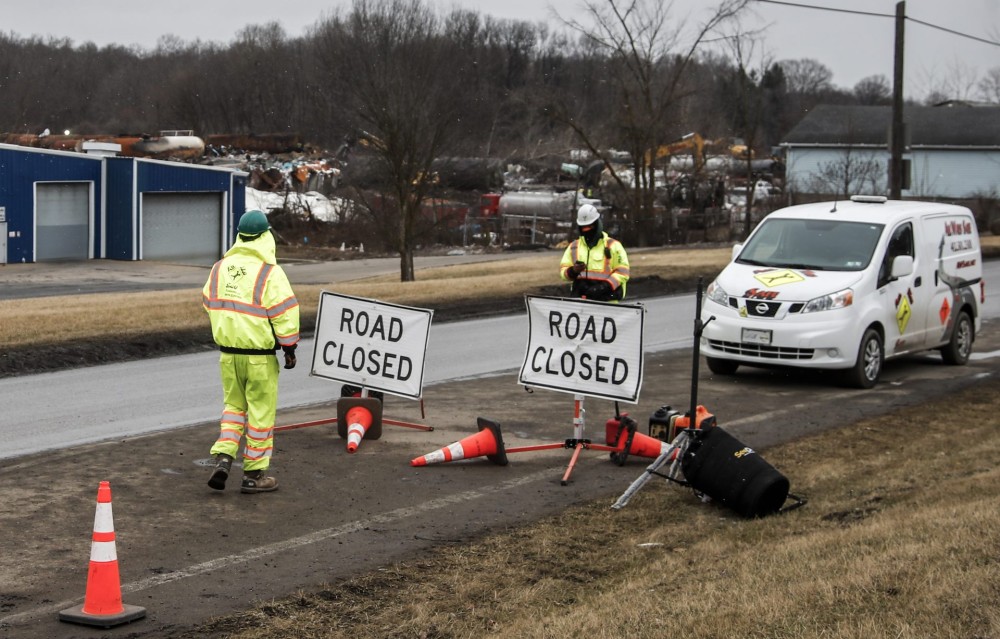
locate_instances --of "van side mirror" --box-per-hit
[731,243,743,261]
[890,255,914,279]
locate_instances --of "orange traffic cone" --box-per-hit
[411,418,508,466]
[613,429,675,459]
[336,397,382,453]
[59,481,146,628]
[345,405,372,453]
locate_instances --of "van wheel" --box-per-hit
[844,328,882,389]
[706,357,739,375]
[940,311,973,365]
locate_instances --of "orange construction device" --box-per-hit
[59,481,146,628]
[500,394,626,485]
[410,418,508,466]
[337,397,383,453]
[274,385,433,442]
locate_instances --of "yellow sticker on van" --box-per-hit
[753,269,805,287]
[896,296,911,333]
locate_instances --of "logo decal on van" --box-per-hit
[896,295,912,333]
[753,269,804,287]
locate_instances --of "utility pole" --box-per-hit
[889,1,906,199]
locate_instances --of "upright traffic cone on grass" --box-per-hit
[336,397,382,453]
[411,417,508,466]
[59,481,146,628]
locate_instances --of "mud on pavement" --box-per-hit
[2,321,999,638]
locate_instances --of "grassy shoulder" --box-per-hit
[0,246,732,349]
[188,376,1000,639]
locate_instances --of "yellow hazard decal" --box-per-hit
[753,269,805,287]
[896,295,911,333]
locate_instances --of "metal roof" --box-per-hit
[781,104,1000,148]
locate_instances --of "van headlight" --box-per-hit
[802,288,854,313]
[705,280,729,306]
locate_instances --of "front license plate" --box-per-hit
[741,328,772,345]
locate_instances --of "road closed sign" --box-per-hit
[518,295,644,402]
[310,291,433,399]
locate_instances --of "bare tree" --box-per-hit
[810,118,884,200]
[978,67,1000,103]
[778,58,834,95]
[853,75,891,105]
[551,0,749,246]
[313,0,463,281]
[918,60,981,103]
[719,25,773,238]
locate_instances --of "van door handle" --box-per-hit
[914,276,922,287]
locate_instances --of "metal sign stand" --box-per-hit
[275,385,433,434]
[503,394,623,486]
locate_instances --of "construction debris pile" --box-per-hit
[2,128,786,246]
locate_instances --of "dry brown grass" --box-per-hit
[198,377,1000,639]
[0,247,731,348]
[6,238,997,349]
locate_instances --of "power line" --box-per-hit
[753,0,894,20]
[907,16,1000,48]
[754,0,1000,48]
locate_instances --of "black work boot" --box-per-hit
[208,454,233,490]
[241,469,278,494]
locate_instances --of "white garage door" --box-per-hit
[36,182,91,261]
[142,192,223,264]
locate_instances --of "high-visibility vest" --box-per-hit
[202,233,299,352]
[559,232,630,299]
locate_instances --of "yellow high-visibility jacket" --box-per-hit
[202,232,300,353]
[560,232,630,301]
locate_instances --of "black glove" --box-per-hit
[587,280,613,301]
[567,261,586,279]
[282,346,297,370]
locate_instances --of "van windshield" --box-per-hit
[737,218,884,271]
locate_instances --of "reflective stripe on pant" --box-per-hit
[209,352,279,472]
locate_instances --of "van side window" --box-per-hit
[877,222,914,288]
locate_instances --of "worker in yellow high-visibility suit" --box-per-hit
[202,210,300,494]
[560,204,630,302]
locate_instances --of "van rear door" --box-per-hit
[920,212,982,347]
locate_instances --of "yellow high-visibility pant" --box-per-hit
[209,353,279,472]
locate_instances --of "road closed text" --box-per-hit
[529,310,628,384]
[321,309,412,379]
[519,297,644,402]
[311,292,433,399]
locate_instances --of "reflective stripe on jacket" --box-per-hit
[202,232,300,351]
[559,232,630,298]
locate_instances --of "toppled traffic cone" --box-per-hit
[59,481,146,628]
[607,415,677,467]
[337,397,382,453]
[411,418,508,466]
[613,429,674,459]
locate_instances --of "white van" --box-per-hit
[701,196,984,388]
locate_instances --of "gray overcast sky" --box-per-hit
[4,0,998,99]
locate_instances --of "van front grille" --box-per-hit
[708,339,815,361]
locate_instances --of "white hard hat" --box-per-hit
[576,204,600,226]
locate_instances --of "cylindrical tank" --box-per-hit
[498,192,577,219]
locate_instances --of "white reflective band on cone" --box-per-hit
[446,442,465,461]
[93,503,114,533]
[89,540,118,563]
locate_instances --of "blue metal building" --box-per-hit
[0,142,247,264]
